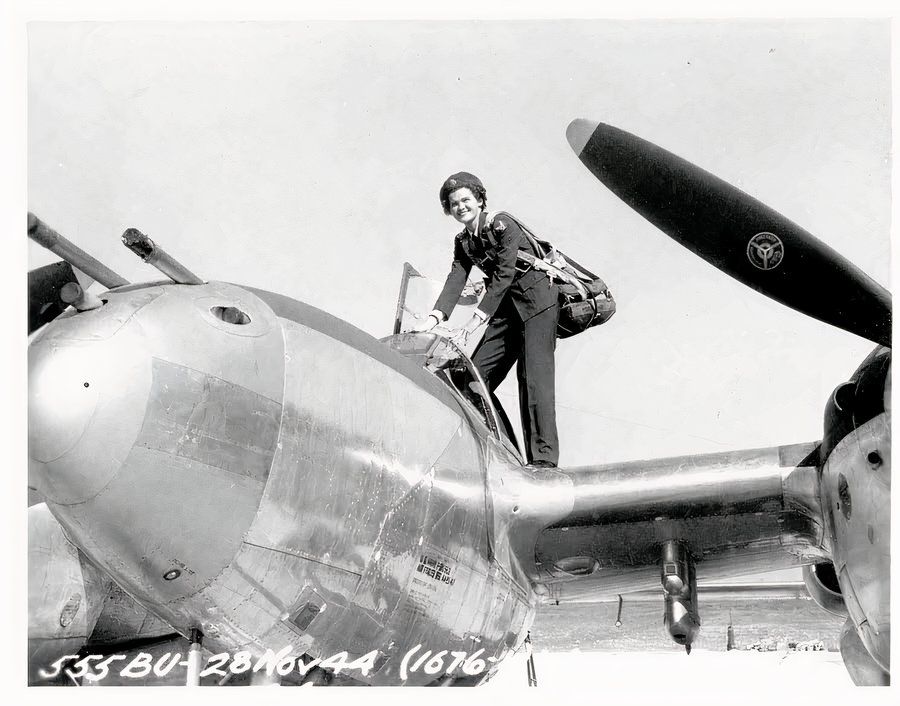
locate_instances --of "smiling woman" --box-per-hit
[416,171,562,468]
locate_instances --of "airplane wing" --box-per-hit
[514,441,833,652]
[533,442,824,592]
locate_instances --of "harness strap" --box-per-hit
[486,211,545,258]
[472,211,597,302]
[518,251,590,300]
[499,212,601,280]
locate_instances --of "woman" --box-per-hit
[414,172,560,468]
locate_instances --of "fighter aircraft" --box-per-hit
[27,120,889,686]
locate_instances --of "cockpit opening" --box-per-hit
[381,332,523,460]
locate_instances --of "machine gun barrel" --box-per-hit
[121,228,204,285]
[28,213,129,289]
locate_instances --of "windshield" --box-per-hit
[380,332,521,458]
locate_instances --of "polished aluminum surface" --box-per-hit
[28,504,110,682]
[535,443,825,588]
[802,563,848,618]
[822,412,891,672]
[27,276,891,685]
[840,617,890,686]
[28,285,550,684]
[30,282,284,607]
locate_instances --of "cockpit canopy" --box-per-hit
[380,332,522,460]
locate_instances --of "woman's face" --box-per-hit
[447,187,483,229]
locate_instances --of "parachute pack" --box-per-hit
[488,212,616,339]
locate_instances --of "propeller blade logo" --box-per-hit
[747,232,785,270]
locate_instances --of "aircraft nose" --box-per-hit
[29,281,285,610]
[29,344,100,465]
[28,308,153,505]
[566,118,600,156]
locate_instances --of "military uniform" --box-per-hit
[433,211,560,465]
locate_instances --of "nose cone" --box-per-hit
[28,304,153,505]
[29,344,100,464]
[29,281,284,613]
[566,118,600,157]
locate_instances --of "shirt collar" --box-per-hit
[464,211,484,237]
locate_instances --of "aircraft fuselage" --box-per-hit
[28,280,574,685]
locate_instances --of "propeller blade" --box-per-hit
[566,119,891,347]
[28,261,78,334]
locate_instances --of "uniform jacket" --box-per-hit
[434,211,558,323]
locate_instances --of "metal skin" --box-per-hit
[802,563,849,618]
[840,618,890,686]
[535,443,825,596]
[28,279,890,684]
[28,504,111,684]
[821,348,891,681]
[28,281,569,685]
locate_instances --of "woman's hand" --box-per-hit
[448,313,484,345]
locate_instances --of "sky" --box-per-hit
[25,19,890,468]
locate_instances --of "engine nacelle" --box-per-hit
[820,347,891,677]
[802,562,847,618]
[28,504,110,684]
[840,618,890,686]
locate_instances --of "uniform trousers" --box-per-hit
[471,295,560,465]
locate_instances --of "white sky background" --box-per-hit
[27,20,890,468]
